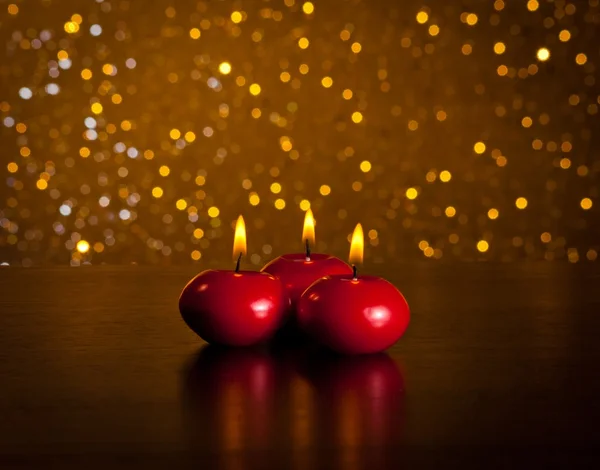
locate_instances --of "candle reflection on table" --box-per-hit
[182,345,405,470]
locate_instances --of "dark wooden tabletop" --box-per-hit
[1,264,599,469]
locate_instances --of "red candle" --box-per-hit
[297,224,410,355]
[261,209,353,308]
[179,216,286,346]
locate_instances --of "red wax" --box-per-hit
[261,253,353,307]
[179,270,286,346]
[297,275,410,355]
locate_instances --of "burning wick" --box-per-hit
[352,264,357,280]
[235,252,242,273]
[305,238,311,261]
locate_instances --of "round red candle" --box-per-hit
[179,216,286,347]
[261,209,353,307]
[297,224,410,355]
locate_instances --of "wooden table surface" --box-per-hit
[1,264,599,469]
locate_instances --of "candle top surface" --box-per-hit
[277,253,340,262]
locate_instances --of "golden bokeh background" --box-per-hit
[0,0,598,266]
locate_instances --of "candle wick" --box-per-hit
[235,252,242,273]
[352,264,357,280]
[305,239,311,261]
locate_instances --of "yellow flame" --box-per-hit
[349,223,364,265]
[233,215,247,260]
[302,209,316,247]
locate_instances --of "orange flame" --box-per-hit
[349,223,364,265]
[302,209,316,247]
[233,215,247,260]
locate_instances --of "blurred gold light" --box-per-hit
[152,187,163,198]
[439,170,452,182]
[360,161,372,173]
[189,28,201,39]
[159,165,170,177]
[270,182,282,194]
[445,206,456,217]
[516,197,528,209]
[575,53,587,65]
[208,206,220,217]
[219,62,232,74]
[477,240,489,253]
[351,111,363,123]
[184,131,196,142]
[343,89,353,100]
[474,142,486,154]
[76,240,90,254]
[91,103,103,114]
[559,30,571,42]
[321,76,333,88]
[302,209,315,246]
[319,185,331,196]
[299,199,311,211]
[466,13,478,26]
[488,208,499,219]
[275,198,286,210]
[176,199,187,210]
[302,2,314,14]
[429,25,440,36]
[537,47,550,61]
[527,0,539,11]
[7,162,18,173]
[170,128,181,139]
[298,37,310,49]
[81,69,92,80]
[231,11,243,23]
[36,179,48,190]
[8,4,18,15]
[351,42,362,53]
[193,228,204,239]
[64,22,79,34]
[249,83,261,95]
[406,187,418,200]
[580,198,593,210]
[416,11,429,24]
[541,232,552,243]
[349,223,364,265]
[233,215,247,260]
[249,193,260,206]
[191,250,201,261]
[494,42,506,54]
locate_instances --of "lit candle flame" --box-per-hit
[233,215,247,261]
[349,223,364,266]
[302,209,316,247]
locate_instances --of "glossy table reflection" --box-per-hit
[1,264,599,469]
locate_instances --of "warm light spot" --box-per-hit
[575,53,587,65]
[349,223,364,265]
[319,184,331,196]
[91,103,103,114]
[559,30,571,42]
[541,232,552,243]
[351,42,362,53]
[76,240,90,254]
[275,198,286,210]
[152,187,163,198]
[587,250,598,261]
[189,28,201,39]
[169,128,181,140]
[208,206,220,218]
[321,76,333,88]
[270,182,282,194]
[445,206,456,217]
[193,228,204,239]
[302,2,314,14]
[159,165,170,177]
[462,44,473,55]
[494,42,506,54]
[351,111,363,123]
[81,68,92,80]
[299,199,311,211]
[249,193,260,206]
[360,161,372,173]
[559,158,571,169]
[522,116,533,128]
[466,13,478,25]
[8,4,18,15]
[102,64,115,75]
[280,71,291,82]
[477,240,489,253]
[406,187,418,200]
[423,247,435,258]
[416,11,429,24]
[7,162,18,173]
[497,65,508,76]
[112,94,123,104]
[176,199,188,210]
[233,215,247,259]
[251,108,262,119]
[497,156,507,167]
[429,25,440,36]
[516,197,528,209]
[537,47,550,61]
[64,22,80,34]
[299,64,309,74]
[120,120,132,131]
[249,83,261,96]
[474,141,486,154]
[191,250,201,261]
[581,198,593,210]
[231,11,243,23]
[298,37,310,49]
[185,131,196,143]
[342,89,353,100]
[219,62,232,74]
[36,179,48,190]
[439,170,452,182]
[527,0,539,11]
[488,208,499,220]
